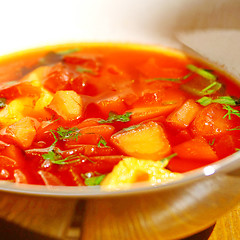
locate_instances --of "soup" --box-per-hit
[0,44,239,189]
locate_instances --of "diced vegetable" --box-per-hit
[0,117,39,148]
[111,121,171,160]
[128,104,179,124]
[47,90,83,121]
[173,137,218,162]
[191,103,231,137]
[166,99,202,129]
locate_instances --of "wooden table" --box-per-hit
[0,191,239,240]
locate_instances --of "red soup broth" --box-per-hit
[0,43,239,186]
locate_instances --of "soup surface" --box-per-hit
[0,44,239,188]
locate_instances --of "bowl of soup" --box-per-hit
[0,0,240,239]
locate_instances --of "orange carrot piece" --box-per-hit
[111,121,171,160]
[173,137,218,162]
[166,99,202,129]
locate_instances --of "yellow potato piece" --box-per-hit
[47,90,83,121]
[34,90,53,117]
[111,121,171,160]
[101,157,181,190]
[0,97,36,127]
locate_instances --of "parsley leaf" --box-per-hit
[197,96,237,107]
[99,111,132,124]
[56,126,81,141]
[0,98,6,108]
[84,175,106,186]
[42,150,80,165]
[97,137,108,147]
[222,105,240,120]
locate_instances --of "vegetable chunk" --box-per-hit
[47,90,83,121]
[111,121,171,160]
[173,137,218,162]
[166,99,202,129]
[101,157,181,189]
[0,117,39,148]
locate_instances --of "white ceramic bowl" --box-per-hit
[1,0,240,239]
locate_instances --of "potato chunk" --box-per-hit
[47,90,83,121]
[0,97,36,127]
[101,157,181,190]
[111,121,171,160]
[0,117,39,149]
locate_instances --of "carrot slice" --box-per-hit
[111,121,171,160]
[166,99,202,129]
[173,137,218,162]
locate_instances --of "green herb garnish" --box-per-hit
[201,81,222,95]
[122,124,141,132]
[197,96,237,107]
[160,153,177,166]
[56,48,81,55]
[0,98,6,108]
[97,137,108,147]
[187,64,217,81]
[42,150,80,165]
[196,96,213,106]
[227,126,240,131]
[56,126,81,141]
[145,72,192,83]
[222,105,240,120]
[99,111,132,124]
[209,139,215,146]
[76,67,94,74]
[84,174,106,186]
